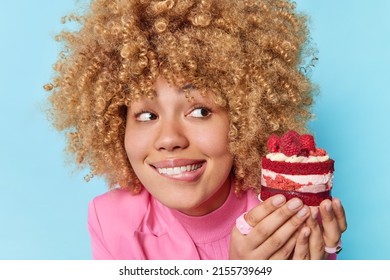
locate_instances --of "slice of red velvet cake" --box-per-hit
[260,130,334,206]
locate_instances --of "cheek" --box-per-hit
[193,122,231,158]
[124,127,148,162]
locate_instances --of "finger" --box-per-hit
[269,229,300,260]
[252,204,310,256]
[319,199,341,247]
[229,194,287,257]
[306,206,325,259]
[292,226,311,260]
[229,226,255,259]
[245,194,286,227]
[332,198,347,233]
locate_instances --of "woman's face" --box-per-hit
[124,77,233,216]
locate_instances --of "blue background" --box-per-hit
[0,0,389,260]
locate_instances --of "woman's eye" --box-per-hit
[188,107,212,118]
[136,112,158,122]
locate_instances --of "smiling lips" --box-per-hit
[151,160,206,181]
[157,163,203,175]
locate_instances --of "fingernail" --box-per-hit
[303,227,311,237]
[297,207,308,218]
[325,201,332,212]
[333,198,342,208]
[311,207,318,219]
[288,198,302,210]
[272,195,286,206]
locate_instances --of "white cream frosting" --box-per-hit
[266,152,329,163]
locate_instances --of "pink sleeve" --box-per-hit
[88,200,114,260]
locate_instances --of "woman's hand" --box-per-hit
[298,198,347,259]
[229,195,312,259]
[229,196,347,260]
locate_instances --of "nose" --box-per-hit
[154,120,189,152]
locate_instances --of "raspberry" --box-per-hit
[287,130,301,139]
[312,148,327,156]
[299,148,309,157]
[267,134,281,152]
[280,130,301,156]
[300,134,316,151]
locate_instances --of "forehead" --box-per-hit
[124,72,229,110]
[136,77,214,104]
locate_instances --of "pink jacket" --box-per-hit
[88,187,259,259]
[88,187,336,259]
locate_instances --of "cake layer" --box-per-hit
[260,185,332,206]
[261,169,333,192]
[262,157,334,175]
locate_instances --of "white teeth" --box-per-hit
[157,163,202,175]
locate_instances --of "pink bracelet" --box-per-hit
[324,240,342,254]
[235,212,253,235]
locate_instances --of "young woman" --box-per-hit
[46,0,347,259]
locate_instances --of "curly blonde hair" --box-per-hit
[46,0,315,193]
